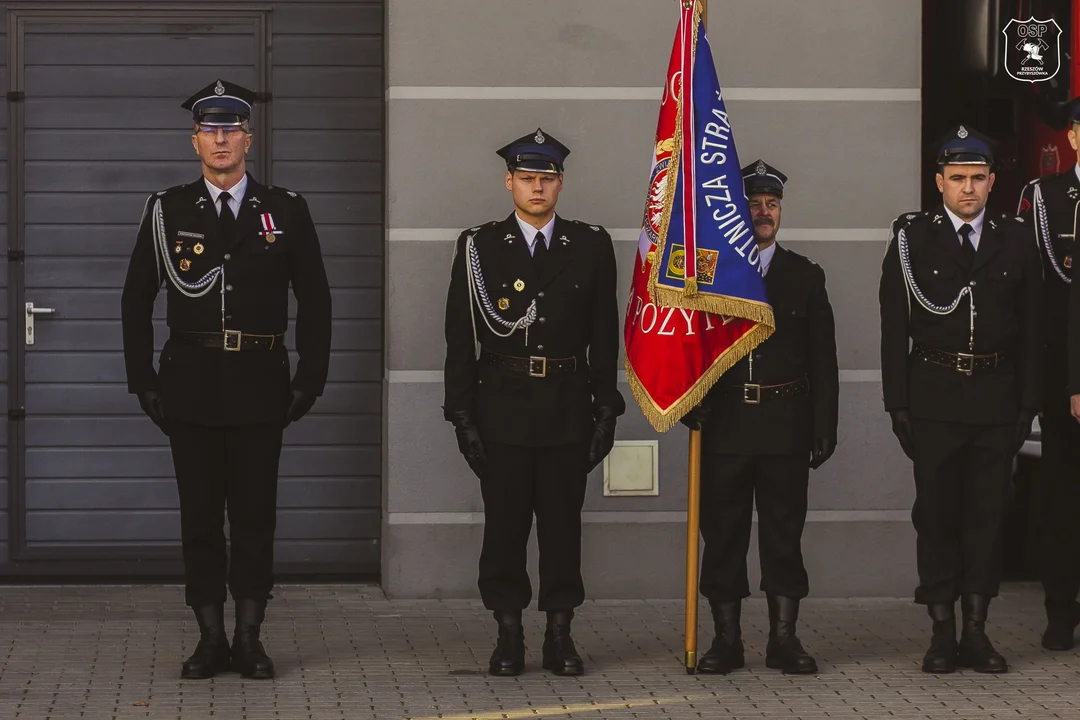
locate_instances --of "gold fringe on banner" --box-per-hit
[652,287,776,327]
[625,318,772,433]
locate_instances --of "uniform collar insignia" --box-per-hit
[248,196,260,204]
[988,219,997,229]
[196,196,208,206]
[1069,186,1079,199]
[504,233,514,240]
[560,235,569,244]
[933,214,943,223]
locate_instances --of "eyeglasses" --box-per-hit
[196,125,248,136]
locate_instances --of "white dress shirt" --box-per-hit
[515,213,556,256]
[943,205,985,251]
[758,241,777,277]
[204,174,248,217]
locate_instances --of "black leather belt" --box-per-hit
[480,349,580,378]
[723,377,809,405]
[172,330,283,352]
[912,343,1004,374]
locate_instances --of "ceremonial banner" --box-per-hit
[624,0,774,432]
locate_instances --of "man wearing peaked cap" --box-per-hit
[496,127,571,174]
[1023,95,1080,652]
[742,158,787,198]
[443,127,624,677]
[880,124,1043,674]
[121,79,332,681]
[181,78,258,126]
[680,159,838,676]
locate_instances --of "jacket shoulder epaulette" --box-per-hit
[457,220,500,242]
[568,219,607,234]
[892,210,930,233]
[265,184,305,201]
[152,181,194,199]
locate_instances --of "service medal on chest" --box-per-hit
[260,212,283,243]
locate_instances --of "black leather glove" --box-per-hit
[1015,409,1036,453]
[679,403,711,431]
[285,389,316,426]
[448,410,486,478]
[809,437,836,470]
[889,409,914,460]
[587,406,618,472]
[137,390,168,435]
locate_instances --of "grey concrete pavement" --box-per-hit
[0,582,1076,719]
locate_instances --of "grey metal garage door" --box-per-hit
[2,3,382,576]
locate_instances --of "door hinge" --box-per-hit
[7,408,25,420]
[7,249,24,261]
[6,91,24,102]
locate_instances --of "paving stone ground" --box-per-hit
[0,581,1077,719]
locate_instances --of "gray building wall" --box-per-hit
[384,0,922,599]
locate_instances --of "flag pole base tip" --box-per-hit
[684,651,696,673]
[685,666,696,675]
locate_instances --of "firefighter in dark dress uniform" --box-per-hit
[1018,97,1080,651]
[880,125,1043,674]
[681,160,839,676]
[120,79,332,680]
[442,128,625,677]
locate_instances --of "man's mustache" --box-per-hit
[754,218,774,226]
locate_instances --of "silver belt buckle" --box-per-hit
[743,383,761,404]
[955,353,973,375]
[528,356,547,377]
[224,329,242,351]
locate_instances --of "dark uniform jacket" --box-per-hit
[443,212,625,447]
[121,173,332,426]
[1018,170,1076,412]
[879,206,1043,425]
[700,244,839,456]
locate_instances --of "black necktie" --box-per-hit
[533,230,548,269]
[958,223,976,268]
[219,191,236,233]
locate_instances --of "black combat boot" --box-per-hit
[180,604,231,679]
[489,610,526,676]
[231,598,275,679]
[956,594,1007,673]
[542,610,584,676]
[921,602,957,673]
[1042,600,1080,651]
[764,595,818,674]
[697,600,744,674]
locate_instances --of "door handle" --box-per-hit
[25,301,55,346]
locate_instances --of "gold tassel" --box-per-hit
[683,277,698,296]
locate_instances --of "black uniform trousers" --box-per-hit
[1036,409,1080,610]
[699,453,810,602]
[169,420,283,607]
[478,441,590,612]
[910,419,1013,604]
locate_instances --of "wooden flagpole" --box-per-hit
[683,0,706,676]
